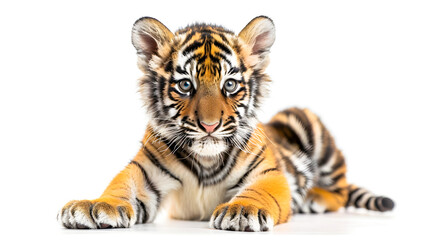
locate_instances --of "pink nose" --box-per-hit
[200,121,219,133]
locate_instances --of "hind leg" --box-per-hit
[266,107,350,213]
[296,109,394,213]
[299,150,350,213]
[300,184,350,213]
[300,188,347,213]
[295,109,350,213]
[266,107,394,214]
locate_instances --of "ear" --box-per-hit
[238,16,275,69]
[132,17,173,68]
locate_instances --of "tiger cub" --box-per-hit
[58,16,394,232]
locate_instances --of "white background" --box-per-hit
[0,0,428,239]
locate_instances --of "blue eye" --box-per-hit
[178,80,192,92]
[224,79,238,93]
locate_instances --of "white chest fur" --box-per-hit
[165,179,233,220]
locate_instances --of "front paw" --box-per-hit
[209,203,274,232]
[58,198,135,229]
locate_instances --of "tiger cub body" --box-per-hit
[58,16,394,232]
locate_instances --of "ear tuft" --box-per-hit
[239,16,275,55]
[131,17,173,68]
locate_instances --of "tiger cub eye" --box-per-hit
[178,80,192,92]
[224,79,238,93]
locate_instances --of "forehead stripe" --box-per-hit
[176,66,188,75]
[213,40,232,55]
[216,53,232,67]
[228,67,240,75]
[182,41,205,56]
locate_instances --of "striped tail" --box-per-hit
[346,184,395,212]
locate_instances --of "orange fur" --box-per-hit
[58,16,394,231]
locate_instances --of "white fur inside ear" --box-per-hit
[252,28,275,54]
[132,31,158,58]
[131,17,173,68]
[239,17,275,55]
[250,20,275,54]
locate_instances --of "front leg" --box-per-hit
[210,170,292,232]
[58,148,180,229]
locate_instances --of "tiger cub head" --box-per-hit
[132,16,275,157]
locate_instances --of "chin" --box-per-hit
[189,138,228,157]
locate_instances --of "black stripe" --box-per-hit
[346,187,361,206]
[169,87,190,98]
[229,158,264,189]
[292,198,299,212]
[228,67,240,75]
[231,87,246,98]
[374,197,382,211]
[353,192,366,208]
[237,85,248,101]
[196,54,207,65]
[170,77,192,83]
[175,66,188,75]
[332,187,346,195]
[235,195,263,204]
[223,120,235,127]
[130,161,161,208]
[199,133,252,186]
[213,40,232,55]
[167,87,180,102]
[260,168,279,175]
[181,30,197,45]
[229,146,266,190]
[200,146,232,179]
[331,153,345,171]
[159,137,201,179]
[284,108,314,156]
[182,40,205,56]
[222,125,237,132]
[365,197,373,210]
[135,199,141,223]
[239,59,247,72]
[247,75,256,115]
[164,60,173,73]
[292,198,299,210]
[268,121,306,153]
[158,76,167,113]
[233,111,242,119]
[261,189,282,224]
[209,53,221,64]
[163,103,178,112]
[330,173,345,186]
[184,121,196,127]
[143,147,182,184]
[136,198,148,223]
[319,135,334,166]
[216,53,231,67]
[244,188,264,197]
[109,195,129,201]
[243,188,272,208]
[320,158,344,177]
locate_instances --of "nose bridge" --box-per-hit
[196,85,223,124]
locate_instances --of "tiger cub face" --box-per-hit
[132,16,275,158]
